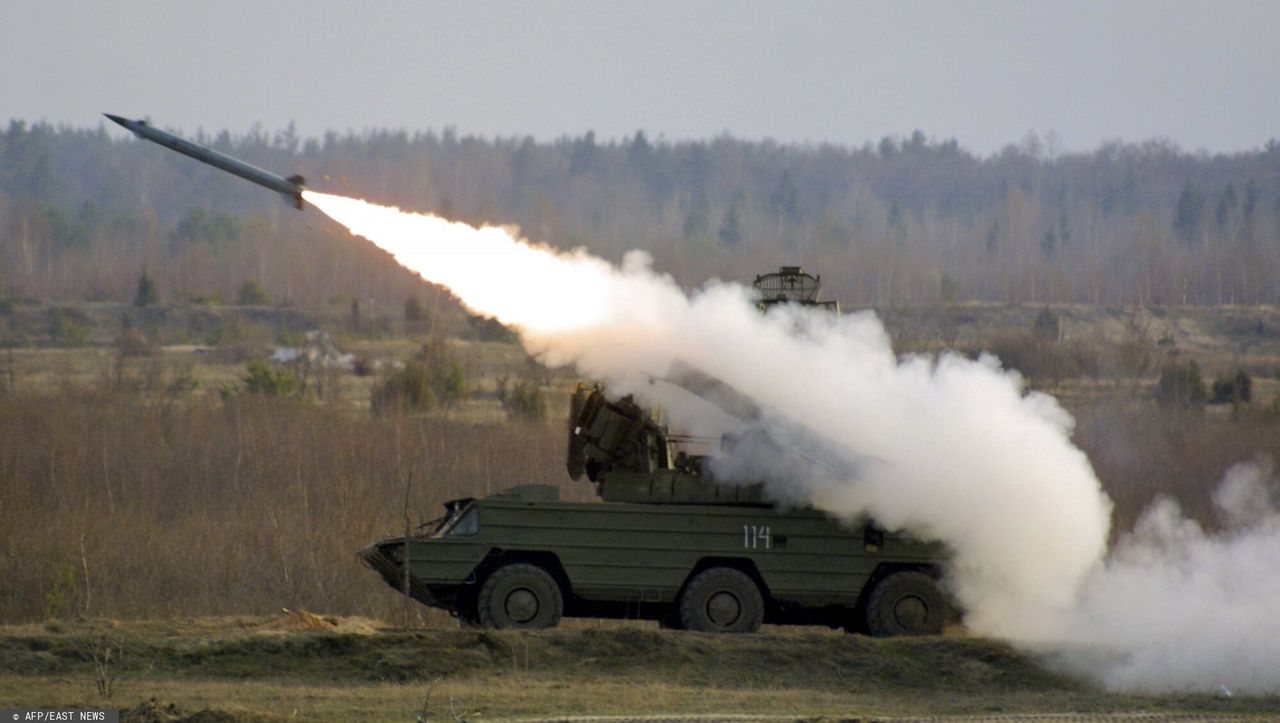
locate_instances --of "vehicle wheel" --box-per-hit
[657,609,683,630]
[678,567,764,633]
[865,570,951,637]
[476,563,563,630]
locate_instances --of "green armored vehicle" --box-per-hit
[361,269,952,635]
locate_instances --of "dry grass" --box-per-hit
[0,676,1104,721]
[3,307,1280,720]
[3,303,1280,624]
[4,355,1280,624]
[2,619,1274,721]
[0,386,582,622]
[1073,401,1280,534]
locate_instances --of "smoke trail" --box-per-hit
[304,191,1277,693]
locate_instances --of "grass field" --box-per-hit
[2,616,1277,722]
[4,302,1280,720]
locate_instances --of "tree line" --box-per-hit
[2,119,1279,309]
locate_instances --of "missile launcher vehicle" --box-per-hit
[360,269,952,635]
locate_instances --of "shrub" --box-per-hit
[187,291,224,306]
[977,333,1097,385]
[236,279,270,306]
[204,319,243,347]
[1032,307,1061,341]
[43,563,79,620]
[242,358,299,397]
[276,329,306,347]
[203,318,270,348]
[432,358,467,406]
[371,342,468,414]
[50,307,91,347]
[133,269,158,308]
[1113,337,1154,379]
[404,295,427,323]
[1210,369,1252,405]
[352,356,375,377]
[497,374,547,421]
[466,315,518,343]
[114,328,153,358]
[1155,361,1207,408]
[372,360,431,414]
[939,273,961,304]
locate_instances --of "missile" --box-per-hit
[104,113,306,209]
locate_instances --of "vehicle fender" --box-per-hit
[676,556,772,606]
[849,562,947,631]
[470,548,572,599]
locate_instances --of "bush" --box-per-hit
[466,315,518,343]
[432,358,467,406]
[114,328,153,358]
[276,329,306,347]
[236,279,270,306]
[204,319,243,347]
[404,295,427,323]
[1032,307,1060,341]
[50,307,91,347]
[242,358,299,397]
[187,291,223,306]
[1210,369,1252,405]
[1155,361,1207,408]
[352,356,375,377]
[1113,337,1154,379]
[133,269,158,308]
[43,563,79,620]
[371,360,431,414]
[203,318,269,348]
[371,342,468,414]
[977,333,1097,385]
[497,374,547,421]
[938,273,961,304]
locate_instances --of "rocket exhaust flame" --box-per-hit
[304,189,1280,694]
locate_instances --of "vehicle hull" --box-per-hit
[361,493,945,626]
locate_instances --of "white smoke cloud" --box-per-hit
[304,191,1278,694]
[1049,461,1280,693]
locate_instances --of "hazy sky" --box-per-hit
[3,0,1277,156]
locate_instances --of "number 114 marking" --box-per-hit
[743,525,771,549]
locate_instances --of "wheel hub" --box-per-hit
[505,588,539,623]
[893,594,928,630]
[706,591,742,627]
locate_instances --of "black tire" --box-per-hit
[677,567,764,633]
[865,570,951,637]
[476,563,563,630]
[657,609,684,630]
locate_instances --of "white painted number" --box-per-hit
[742,524,771,549]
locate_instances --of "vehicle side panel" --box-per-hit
[453,500,939,608]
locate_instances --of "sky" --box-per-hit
[2,0,1277,157]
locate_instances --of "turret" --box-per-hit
[565,268,857,506]
[753,266,839,313]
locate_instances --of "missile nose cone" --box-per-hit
[103,113,129,126]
